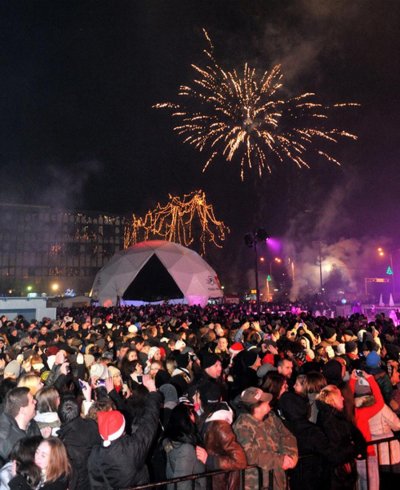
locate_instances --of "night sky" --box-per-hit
[1,1,399,292]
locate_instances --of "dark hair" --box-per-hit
[10,436,42,489]
[5,387,30,418]
[262,372,286,407]
[120,358,141,381]
[36,386,60,413]
[10,435,42,465]
[305,372,327,394]
[0,378,17,404]
[277,357,293,368]
[58,398,79,424]
[86,399,115,422]
[163,404,200,446]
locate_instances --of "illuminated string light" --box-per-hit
[154,29,359,180]
[124,190,229,255]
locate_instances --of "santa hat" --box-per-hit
[97,410,126,447]
[229,342,244,355]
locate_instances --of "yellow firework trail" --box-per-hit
[154,30,359,180]
[124,190,229,255]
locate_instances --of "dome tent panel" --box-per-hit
[91,240,223,306]
[122,254,183,302]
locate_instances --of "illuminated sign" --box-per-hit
[365,277,390,283]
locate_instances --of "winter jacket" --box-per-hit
[0,461,13,490]
[0,413,41,466]
[87,392,161,489]
[163,437,205,490]
[58,417,101,490]
[201,403,247,490]
[279,392,342,490]
[369,404,400,465]
[34,411,61,437]
[316,400,366,490]
[373,370,393,406]
[349,375,384,456]
[233,409,298,490]
[8,474,68,490]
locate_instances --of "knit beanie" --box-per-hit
[241,350,258,368]
[4,360,21,379]
[176,352,190,369]
[200,352,219,370]
[175,340,186,352]
[159,384,178,410]
[90,362,109,380]
[97,410,126,447]
[365,351,381,369]
[147,346,160,360]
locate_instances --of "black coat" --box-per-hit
[316,400,366,490]
[0,413,41,465]
[87,392,161,489]
[58,417,101,490]
[279,392,343,490]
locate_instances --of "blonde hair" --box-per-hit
[316,384,342,408]
[17,373,42,396]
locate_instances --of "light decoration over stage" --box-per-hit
[154,29,359,180]
[124,190,229,255]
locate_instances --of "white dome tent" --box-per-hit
[90,240,223,307]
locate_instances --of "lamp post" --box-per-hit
[267,257,282,302]
[244,228,269,313]
[318,240,323,294]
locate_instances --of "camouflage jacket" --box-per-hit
[233,411,298,490]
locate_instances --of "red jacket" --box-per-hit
[349,375,384,456]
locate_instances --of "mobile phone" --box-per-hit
[78,379,86,390]
[356,370,363,377]
[96,379,106,387]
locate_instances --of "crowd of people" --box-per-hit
[0,303,400,489]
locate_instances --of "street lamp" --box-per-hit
[244,228,269,313]
[269,257,282,276]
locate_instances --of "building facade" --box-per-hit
[0,203,126,296]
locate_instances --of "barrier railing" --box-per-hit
[124,435,400,490]
[123,465,268,490]
[359,434,400,490]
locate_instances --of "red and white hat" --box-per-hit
[97,410,126,447]
[229,342,244,355]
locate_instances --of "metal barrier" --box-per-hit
[123,465,268,490]
[122,435,400,490]
[357,434,400,490]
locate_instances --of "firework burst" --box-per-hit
[154,30,359,180]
